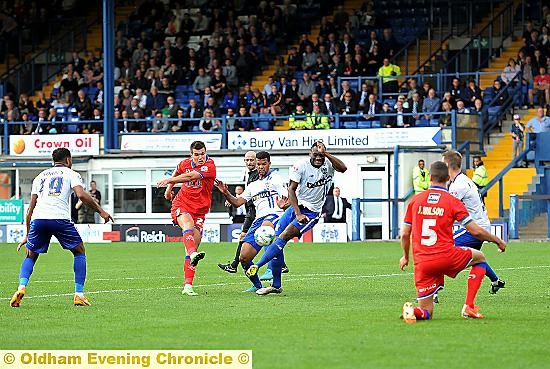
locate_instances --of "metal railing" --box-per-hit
[441,0,519,75]
[509,194,550,239]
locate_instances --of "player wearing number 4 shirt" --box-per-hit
[443,150,506,295]
[400,161,506,323]
[157,140,216,296]
[10,148,114,308]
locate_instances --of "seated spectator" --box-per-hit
[404,78,421,100]
[438,101,453,127]
[267,85,284,116]
[210,68,227,100]
[223,58,238,88]
[73,90,93,120]
[394,100,412,128]
[199,108,221,132]
[464,79,482,107]
[204,96,220,117]
[18,93,35,116]
[286,46,301,72]
[357,83,371,111]
[302,44,317,72]
[171,108,187,132]
[162,96,180,118]
[534,66,550,106]
[456,100,470,114]
[255,106,274,130]
[449,78,466,103]
[249,89,267,114]
[408,92,423,124]
[185,99,203,130]
[440,91,456,110]
[146,86,166,116]
[232,107,253,131]
[423,88,440,120]
[380,103,395,128]
[221,90,239,113]
[307,105,330,129]
[501,58,521,86]
[46,108,63,134]
[298,72,316,102]
[129,111,147,132]
[491,79,509,106]
[338,91,358,122]
[321,93,338,121]
[363,94,382,121]
[151,112,169,132]
[289,103,309,130]
[35,91,52,112]
[158,77,175,97]
[21,113,34,135]
[239,83,254,108]
[192,68,212,95]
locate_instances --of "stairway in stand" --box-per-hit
[250,0,364,130]
[482,132,537,220]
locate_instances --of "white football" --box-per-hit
[254,226,276,247]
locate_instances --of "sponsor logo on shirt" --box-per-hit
[427,192,441,204]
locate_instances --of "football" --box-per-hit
[254,225,276,246]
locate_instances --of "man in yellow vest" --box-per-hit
[306,105,330,129]
[472,156,489,205]
[377,58,401,96]
[289,103,310,130]
[412,159,429,194]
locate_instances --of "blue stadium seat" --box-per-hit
[342,121,357,129]
[357,120,372,129]
[371,120,381,128]
[415,119,429,127]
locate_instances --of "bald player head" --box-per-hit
[244,151,257,171]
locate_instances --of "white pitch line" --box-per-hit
[1,265,549,301]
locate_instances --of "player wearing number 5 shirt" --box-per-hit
[399,161,506,323]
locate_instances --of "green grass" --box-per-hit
[1,241,550,369]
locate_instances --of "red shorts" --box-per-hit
[171,205,206,235]
[414,246,473,299]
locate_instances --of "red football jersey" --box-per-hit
[171,156,216,215]
[404,186,472,264]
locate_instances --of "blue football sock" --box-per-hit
[242,261,262,289]
[73,254,87,293]
[478,261,498,282]
[270,251,285,289]
[256,238,288,268]
[19,257,36,286]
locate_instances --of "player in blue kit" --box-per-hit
[246,141,347,294]
[10,148,113,307]
[216,151,288,293]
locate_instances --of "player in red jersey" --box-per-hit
[399,161,506,323]
[157,141,216,296]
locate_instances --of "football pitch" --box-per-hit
[1,241,549,369]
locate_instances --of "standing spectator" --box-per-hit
[228,185,247,223]
[412,159,429,194]
[377,58,401,96]
[322,187,351,223]
[472,156,489,204]
[522,56,535,108]
[89,181,102,224]
[526,107,550,133]
[511,114,525,161]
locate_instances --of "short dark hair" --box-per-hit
[190,141,206,151]
[52,148,71,163]
[311,141,323,149]
[256,151,271,161]
[430,161,449,183]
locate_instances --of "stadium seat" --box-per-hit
[357,120,372,129]
[371,120,381,128]
[415,119,429,127]
[342,121,357,129]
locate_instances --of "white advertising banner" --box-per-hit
[6,224,26,243]
[228,127,441,150]
[312,223,348,243]
[202,223,220,243]
[121,134,222,151]
[10,134,100,156]
[75,224,112,243]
